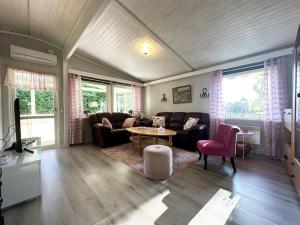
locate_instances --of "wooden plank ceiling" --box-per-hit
[0,0,88,47]
[1,0,300,81]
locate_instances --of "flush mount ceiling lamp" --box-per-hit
[143,42,150,55]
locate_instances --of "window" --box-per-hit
[16,88,56,146]
[113,85,132,113]
[81,82,108,113]
[223,69,264,119]
[16,88,55,116]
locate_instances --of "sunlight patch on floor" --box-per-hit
[188,188,240,225]
[97,189,170,225]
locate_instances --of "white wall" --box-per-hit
[144,72,211,117]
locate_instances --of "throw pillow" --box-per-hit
[152,116,166,127]
[122,118,136,128]
[102,117,113,129]
[183,117,199,130]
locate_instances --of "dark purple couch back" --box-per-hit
[89,112,132,129]
[156,112,209,129]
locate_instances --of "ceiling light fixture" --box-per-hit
[143,42,150,55]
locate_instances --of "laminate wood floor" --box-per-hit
[2,144,300,225]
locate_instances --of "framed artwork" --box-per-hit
[172,85,192,104]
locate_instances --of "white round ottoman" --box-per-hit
[144,145,173,181]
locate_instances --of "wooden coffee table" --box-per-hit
[126,127,177,155]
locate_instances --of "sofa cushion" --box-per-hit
[156,112,172,127]
[183,112,202,125]
[152,116,166,127]
[102,117,112,129]
[183,117,199,130]
[122,118,136,128]
[169,112,186,129]
[111,113,132,129]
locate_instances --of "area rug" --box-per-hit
[102,142,199,174]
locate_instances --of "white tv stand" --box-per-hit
[1,151,41,209]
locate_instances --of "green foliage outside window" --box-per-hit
[16,88,55,115]
[82,91,106,113]
[81,83,107,113]
[16,88,31,115]
[35,91,54,114]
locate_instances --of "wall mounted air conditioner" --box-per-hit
[10,45,57,66]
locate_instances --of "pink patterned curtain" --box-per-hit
[263,57,288,158]
[132,85,142,116]
[210,70,224,139]
[68,74,84,145]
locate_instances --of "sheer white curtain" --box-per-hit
[68,74,84,145]
[209,70,224,139]
[263,57,288,158]
[5,67,58,90]
[132,85,142,115]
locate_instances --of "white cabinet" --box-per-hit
[1,151,41,209]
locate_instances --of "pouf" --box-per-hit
[144,145,173,180]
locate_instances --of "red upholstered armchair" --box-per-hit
[197,123,240,172]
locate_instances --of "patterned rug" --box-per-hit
[102,142,199,174]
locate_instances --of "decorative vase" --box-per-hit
[157,125,165,133]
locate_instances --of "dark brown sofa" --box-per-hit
[89,112,133,148]
[150,112,210,151]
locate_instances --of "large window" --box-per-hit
[113,85,132,113]
[223,69,264,119]
[81,81,108,113]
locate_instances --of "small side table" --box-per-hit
[236,131,254,159]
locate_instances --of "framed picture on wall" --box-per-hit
[172,85,192,104]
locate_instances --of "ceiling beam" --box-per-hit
[68,69,144,86]
[63,0,111,59]
[144,47,293,86]
[113,0,194,72]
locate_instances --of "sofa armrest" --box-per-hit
[188,123,209,139]
[92,123,112,146]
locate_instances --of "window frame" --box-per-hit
[113,84,133,113]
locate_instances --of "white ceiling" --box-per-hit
[0,0,300,82]
[0,0,88,47]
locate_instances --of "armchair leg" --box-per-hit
[222,156,226,162]
[198,151,202,160]
[204,155,208,170]
[230,157,236,173]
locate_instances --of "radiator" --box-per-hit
[234,125,261,145]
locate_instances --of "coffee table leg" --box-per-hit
[155,136,158,144]
[169,136,173,147]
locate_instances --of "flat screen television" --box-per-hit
[4,98,33,153]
